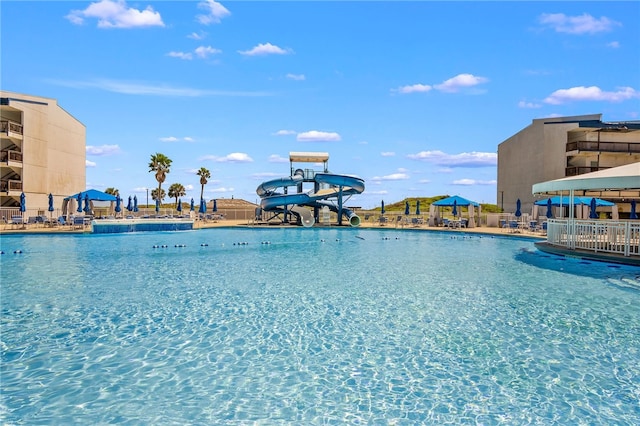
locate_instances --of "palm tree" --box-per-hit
[151,188,166,203]
[197,167,211,202]
[168,183,186,207]
[149,153,172,208]
[105,187,119,196]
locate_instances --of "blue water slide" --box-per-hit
[257,172,365,227]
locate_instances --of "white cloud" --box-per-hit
[418,179,431,184]
[434,73,489,93]
[407,150,497,167]
[272,129,296,136]
[195,45,222,58]
[47,78,272,97]
[211,186,235,193]
[159,136,193,142]
[538,13,621,35]
[196,0,231,25]
[394,84,432,94]
[66,0,164,28]
[381,152,395,157]
[286,73,306,81]
[188,31,207,40]
[86,160,97,167]
[371,173,410,181]
[238,42,292,56]
[184,184,194,191]
[86,144,120,155]
[199,153,254,163]
[607,41,620,48]
[518,100,542,108]
[297,130,341,142]
[452,179,496,186]
[183,137,194,142]
[167,51,193,60]
[252,172,282,179]
[544,86,639,104]
[268,154,288,163]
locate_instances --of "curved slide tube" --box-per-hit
[257,173,365,227]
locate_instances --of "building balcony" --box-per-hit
[0,120,24,141]
[1,149,23,167]
[565,166,610,177]
[0,179,23,193]
[566,140,640,154]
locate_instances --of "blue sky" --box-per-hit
[2,1,639,208]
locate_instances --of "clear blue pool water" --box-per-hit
[1,228,639,425]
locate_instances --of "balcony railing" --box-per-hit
[565,166,610,177]
[0,120,23,136]
[0,150,23,164]
[0,179,23,192]
[566,140,640,154]
[546,219,640,258]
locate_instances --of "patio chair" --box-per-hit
[73,216,85,229]
[508,220,519,233]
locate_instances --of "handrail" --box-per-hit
[546,219,640,257]
[566,140,640,154]
[0,120,23,135]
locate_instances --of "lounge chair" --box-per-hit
[73,216,85,229]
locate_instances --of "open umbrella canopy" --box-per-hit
[631,200,638,219]
[133,195,138,212]
[190,198,195,211]
[381,200,385,215]
[432,195,480,207]
[177,198,182,212]
[515,199,522,217]
[20,192,26,212]
[589,197,598,219]
[405,201,410,215]
[416,200,421,215]
[126,196,133,212]
[48,193,54,212]
[65,189,117,202]
[115,195,121,213]
[212,199,217,212]
[535,196,614,207]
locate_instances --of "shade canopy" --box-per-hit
[534,196,614,207]
[532,162,640,199]
[432,195,480,207]
[64,189,117,202]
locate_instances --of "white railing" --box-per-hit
[546,219,640,258]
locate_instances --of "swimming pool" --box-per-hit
[2,228,639,424]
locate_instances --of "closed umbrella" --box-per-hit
[212,199,217,212]
[452,200,457,218]
[199,198,206,214]
[515,199,522,218]
[381,200,385,215]
[190,198,195,211]
[155,199,160,213]
[546,198,553,219]
[589,197,598,219]
[84,193,91,214]
[77,192,83,213]
[177,198,182,213]
[133,195,138,212]
[115,195,121,214]
[126,196,133,212]
[48,193,54,219]
[631,200,638,219]
[405,201,410,216]
[416,200,420,215]
[19,192,26,227]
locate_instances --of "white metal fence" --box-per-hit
[546,219,640,258]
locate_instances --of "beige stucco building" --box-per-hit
[497,114,640,216]
[1,91,85,217]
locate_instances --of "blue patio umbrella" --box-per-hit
[199,198,206,214]
[84,193,91,214]
[452,200,458,218]
[133,195,138,212]
[416,200,421,215]
[546,198,553,219]
[589,197,598,219]
[176,198,182,212]
[515,199,522,218]
[212,199,217,212]
[48,193,54,213]
[115,195,121,213]
[126,196,133,212]
[155,199,160,213]
[20,192,26,213]
[381,200,385,215]
[190,198,195,211]
[631,200,638,219]
[405,201,410,215]
[77,192,83,213]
